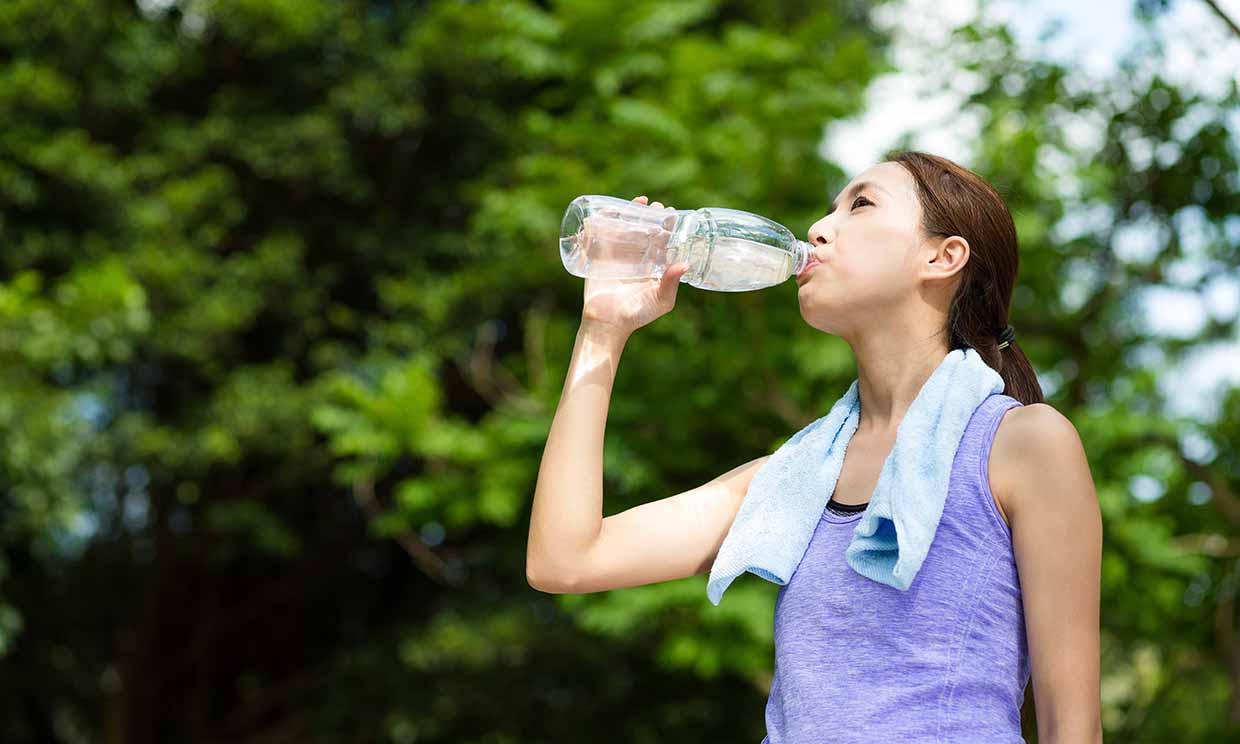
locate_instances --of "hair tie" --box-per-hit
[996,324,1016,350]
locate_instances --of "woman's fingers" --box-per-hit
[630,195,674,209]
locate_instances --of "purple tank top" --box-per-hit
[761,393,1030,744]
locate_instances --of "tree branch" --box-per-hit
[1134,432,1240,526]
[1201,0,1240,39]
[353,478,466,588]
[464,318,543,414]
[1170,532,1240,556]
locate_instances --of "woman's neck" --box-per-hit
[848,334,950,435]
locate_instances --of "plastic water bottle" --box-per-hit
[559,194,815,292]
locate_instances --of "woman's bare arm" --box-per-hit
[525,321,766,593]
[567,453,767,593]
[526,322,628,590]
[994,404,1103,744]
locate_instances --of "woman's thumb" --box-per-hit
[660,262,688,296]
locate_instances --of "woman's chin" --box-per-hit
[797,290,845,325]
[797,284,829,306]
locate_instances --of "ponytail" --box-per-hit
[886,149,1045,405]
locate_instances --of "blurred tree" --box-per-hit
[0,0,893,741]
[935,11,1240,739]
[0,0,1237,742]
[1136,0,1240,38]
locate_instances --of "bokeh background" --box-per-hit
[2,0,1239,741]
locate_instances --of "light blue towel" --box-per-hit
[706,347,1004,605]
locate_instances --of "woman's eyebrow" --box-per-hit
[831,181,889,212]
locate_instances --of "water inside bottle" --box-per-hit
[560,214,673,280]
[560,212,795,290]
[694,235,794,291]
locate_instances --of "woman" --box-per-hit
[526,151,1103,743]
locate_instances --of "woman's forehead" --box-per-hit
[833,163,914,209]
[854,162,911,193]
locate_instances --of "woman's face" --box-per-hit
[797,161,957,336]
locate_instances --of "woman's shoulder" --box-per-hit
[988,402,1087,522]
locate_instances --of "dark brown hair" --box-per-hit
[883,150,1045,405]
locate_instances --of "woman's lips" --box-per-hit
[796,258,821,285]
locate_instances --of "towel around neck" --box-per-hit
[706,347,1004,605]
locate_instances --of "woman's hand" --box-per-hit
[580,195,691,340]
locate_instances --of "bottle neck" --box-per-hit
[793,240,816,275]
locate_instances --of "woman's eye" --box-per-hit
[851,196,872,210]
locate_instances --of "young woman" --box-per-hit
[527,151,1103,743]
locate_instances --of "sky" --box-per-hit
[823,0,1240,423]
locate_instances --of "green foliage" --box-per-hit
[0,0,1237,741]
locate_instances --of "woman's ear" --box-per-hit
[924,234,969,282]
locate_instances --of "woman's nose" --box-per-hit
[807,221,834,246]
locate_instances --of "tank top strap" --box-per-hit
[945,392,1024,546]
[974,393,1024,435]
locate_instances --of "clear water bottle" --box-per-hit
[558,194,816,292]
